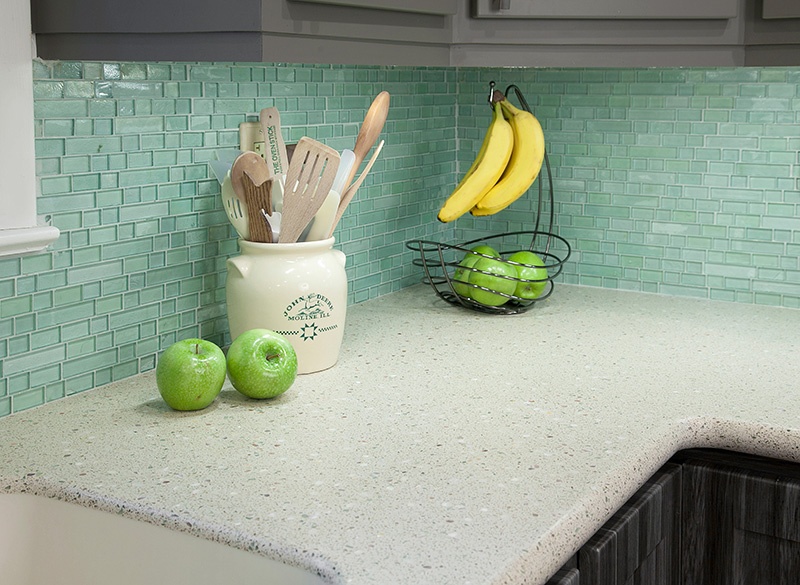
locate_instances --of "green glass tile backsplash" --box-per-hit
[457,68,799,307]
[0,62,797,417]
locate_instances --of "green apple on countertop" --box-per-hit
[507,250,548,300]
[156,339,227,411]
[227,329,298,399]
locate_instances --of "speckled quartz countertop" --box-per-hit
[2,284,800,584]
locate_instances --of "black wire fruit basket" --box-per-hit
[406,82,571,315]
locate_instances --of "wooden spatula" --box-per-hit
[231,152,273,243]
[241,173,274,243]
[279,137,340,243]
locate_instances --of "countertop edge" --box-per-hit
[0,468,345,585]
[501,414,800,585]
[6,409,800,585]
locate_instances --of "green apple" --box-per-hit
[452,245,499,299]
[226,329,298,399]
[507,251,549,300]
[468,244,499,257]
[468,256,517,307]
[156,339,226,411]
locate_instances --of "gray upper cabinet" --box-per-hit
[30,0,800,66]
[287,0,459,16]
[746,0,800,64]
[762,0,800,19]
[32,0,454,65]
[472,0,738,20]
[455,0,800,67]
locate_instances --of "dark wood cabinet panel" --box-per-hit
[677,449,800,585]
[546,555,579,584]
[547,566,581,585]
[579,463,681,585]
[550,450,800,585]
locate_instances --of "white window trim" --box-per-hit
[0,0,59,258]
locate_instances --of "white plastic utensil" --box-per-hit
[209,150,249,238]
[329,139,384,237]
[265,210,281,241]
[331,149,355,195]
[271,173,285,213]
[220,172,249,239]
[301,189,340,242]
[208,149,240,183]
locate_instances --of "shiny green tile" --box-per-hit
[1,62,797,419]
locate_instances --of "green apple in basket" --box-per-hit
[452,245,499,299]
[507,251,549,300]
[468,256,518,306]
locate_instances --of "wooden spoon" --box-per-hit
[340,91,390,195]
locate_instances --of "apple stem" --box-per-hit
[194,343,201,355]
[265,352,280,362]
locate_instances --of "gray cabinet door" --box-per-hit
[287,0,458,15]
[763,0,800,19]
[472,0,738,19]
[579,463,681,585]
[31,0,454,64]
[679,449,800,585]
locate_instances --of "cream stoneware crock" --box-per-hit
[226,237,347,374]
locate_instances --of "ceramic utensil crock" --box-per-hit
[226,237,347,374]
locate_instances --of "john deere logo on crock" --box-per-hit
[278,293,337,341]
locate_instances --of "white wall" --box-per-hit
[0,0,59,256]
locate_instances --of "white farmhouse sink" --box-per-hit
[0,493,327,585]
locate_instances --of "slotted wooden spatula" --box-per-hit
[279,137,340,243]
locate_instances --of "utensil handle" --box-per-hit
[328,139,384,237]
[342,91,390,193]
[260,107,289,179]
[242,172,274,243]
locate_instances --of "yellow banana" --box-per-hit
[437,102,513,223]
[471,96,545,217]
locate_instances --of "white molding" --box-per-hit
[0,226,60,258]
[1,0,59,257]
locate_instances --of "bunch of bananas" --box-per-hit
[437,90,545,222]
